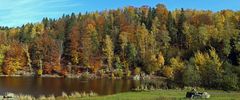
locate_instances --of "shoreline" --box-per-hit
[0,74,139,80]
[0,73,157,80]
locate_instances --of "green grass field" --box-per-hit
[75,90,240,100]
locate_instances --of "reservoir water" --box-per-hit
[0,77,141,97]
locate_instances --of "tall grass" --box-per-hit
[15,91,97,100]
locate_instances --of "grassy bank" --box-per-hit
[15,89,240,100]
[79,90,240,100]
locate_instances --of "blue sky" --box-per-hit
[0,0,239,27]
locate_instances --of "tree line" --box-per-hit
[0,4,240,90]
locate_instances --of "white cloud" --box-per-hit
[0,0,81,27]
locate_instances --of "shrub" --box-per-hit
[134,67,141,75]
[98,69,105,77]
[183,87,205,91]
[53,66,61,72]
[221,72,239,90]
[81,72,90,79]
[182,64,201,87]
[162,67,174,79]
[114,69,124,78]
[37,69,43,76]
[126,69,131,77]
[43,63,52,74]
[60,69,68,76]
[114,56,122,69]
[111,73,115,78]
[142,78,167,89]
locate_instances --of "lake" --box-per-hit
[0,77,141,97]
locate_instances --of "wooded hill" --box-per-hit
[0,4,240,90]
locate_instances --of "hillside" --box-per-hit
[0,4,240,90]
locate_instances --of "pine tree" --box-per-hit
[177,8,186,48]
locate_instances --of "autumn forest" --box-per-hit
[0,4,240,90]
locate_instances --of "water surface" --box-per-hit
[0,77,140,97]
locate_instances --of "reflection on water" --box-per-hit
[0,77,140,97]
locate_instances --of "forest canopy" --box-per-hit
[0,4,240,90]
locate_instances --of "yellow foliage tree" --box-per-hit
[163,66,174,78]
[192,48,223,87]
[169,57,184,72]
[103,35,114,70]
[157,52,165,67]
[193,48,222,72]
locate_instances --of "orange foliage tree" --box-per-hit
[2,42,27,75]
[30,35,61,74]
